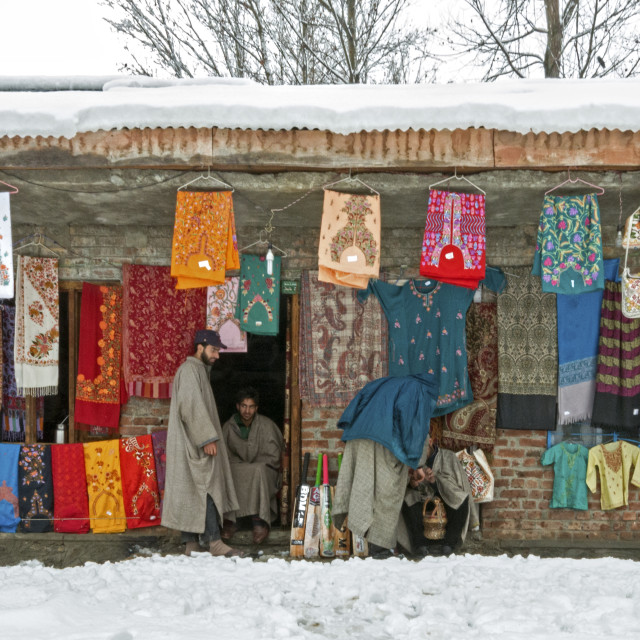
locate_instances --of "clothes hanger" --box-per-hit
[322,169,380,196]
[178,167,234,192]
[428,168,486,195]
[238,230,288,257]
[0,179,19,194]
[544,168,605,196]
[13,233,61,257]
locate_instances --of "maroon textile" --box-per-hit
[50,443,90,534]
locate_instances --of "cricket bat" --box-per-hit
[303,453,323,558]
[290,452,311,558]
[319,453,335,558]
[334,452,351,558]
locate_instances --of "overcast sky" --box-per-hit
[1,0,123,76]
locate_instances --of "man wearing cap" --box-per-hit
[162,329,245,557]
[220,387,285,545]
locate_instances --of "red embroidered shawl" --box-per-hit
[50,443,90,533]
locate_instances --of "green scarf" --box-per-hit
[233,413,251,440]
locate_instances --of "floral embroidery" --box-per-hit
[28,301,44,325]
[330,195,378,266]
[409,280,441,313]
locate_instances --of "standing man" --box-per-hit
[162,329,245,557]
[221,387,284,544]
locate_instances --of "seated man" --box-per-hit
[401,436,475,557]
[221,387,284,544]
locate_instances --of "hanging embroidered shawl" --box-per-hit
[299,270,388,408]
[171,190,240,289]
[586,441,640,510]
[206,277,247,353]
[236,254,281,336]
[496,266,557,430]
[83,440,126,533]
[122,264,207,398]
[318,190,381,289]
[50,442,90,533]
[0,443,20,532]
[420,189,486,289]
[119,435,161,529]
[556,259,620,425]
[75,283,125,430]
[591,281,640,431]
[1,305,44,441]
[14,256,59,396]
[532,194,604,294]
[0,193,13,299]
[441,302,498,453]
[151,429,167,514]
[18,444,53,532]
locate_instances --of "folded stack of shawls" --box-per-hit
[318,190,381,289]
[171,190,240,289]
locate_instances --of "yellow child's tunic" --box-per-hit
[586,441,640,510]
[83,440,126,533]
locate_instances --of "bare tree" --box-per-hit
[443,0,640,80]
[101,0,437,83]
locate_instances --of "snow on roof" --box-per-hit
[0,75,639,138]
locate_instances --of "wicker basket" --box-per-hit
[422,497,447,540]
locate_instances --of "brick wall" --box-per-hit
[22,217,634,545]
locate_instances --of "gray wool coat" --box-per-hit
[161,356,239,533]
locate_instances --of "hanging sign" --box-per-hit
[281,279,299,295]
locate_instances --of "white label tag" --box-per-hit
[106,511,112,516]
[198,260,211,271]
[445,252,454,260]
[564,411,570,416]
[347,255,358,263]
[571,280,575,288]
[255,321,262,326]
[425,281,431,286]
[634,409,639,416]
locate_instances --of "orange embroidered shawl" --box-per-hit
[171,191,240,289]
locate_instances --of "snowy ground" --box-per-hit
[2,552,639,640]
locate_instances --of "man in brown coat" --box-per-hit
[162,329,245,557]
[221,387,284,544]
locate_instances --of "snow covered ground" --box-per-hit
[2,551,639,639]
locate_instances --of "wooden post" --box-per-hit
[289,293,302,507]
[25,395,37,444]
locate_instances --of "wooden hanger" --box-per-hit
[545,168,605,196]
[429,168,486,195]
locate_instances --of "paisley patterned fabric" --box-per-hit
[75,283,125,430]
[532,194,604,294]
[171,190,239,289]
[420,189,486,289]
[1,305,44,441]
[206,277,247,353]
[591,281,640,430]
[496,266,557,430]
[441,302,498,453]
[18,444,53,532]
[318,190,381,289]
[299,270,388,408]
[50,442,90,533]
[14,256,59,396]
[122,264,207,399]
[83,440,126,533]
[119,435,161,529]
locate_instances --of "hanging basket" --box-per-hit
[422,497,448,540]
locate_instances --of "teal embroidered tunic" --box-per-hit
[540,442,589,510]
[236,254,281,336]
